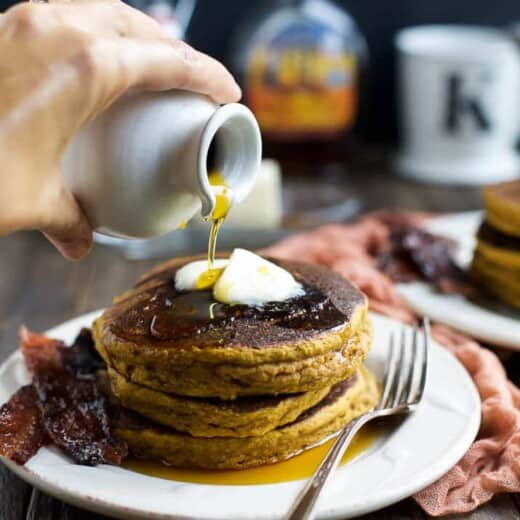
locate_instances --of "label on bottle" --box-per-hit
[245,20,358,140]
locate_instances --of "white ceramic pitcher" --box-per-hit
[62,91,262,238]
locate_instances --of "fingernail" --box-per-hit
[52,238,92,261]
[233,81,242,101]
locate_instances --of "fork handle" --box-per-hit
[284,413,372,520]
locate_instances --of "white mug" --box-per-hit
[395,25,520,185]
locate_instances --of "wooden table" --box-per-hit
[1,155,519,519]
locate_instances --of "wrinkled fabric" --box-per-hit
[264,213,520,516]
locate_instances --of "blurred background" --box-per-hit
[179,0,520,143]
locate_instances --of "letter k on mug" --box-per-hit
[395,25,520,185]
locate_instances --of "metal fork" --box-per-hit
[284,318,430,520]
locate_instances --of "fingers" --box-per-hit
[98,37,241,104]
[40,188,93,260]
[6,1,242,104]
[44,231,93,260]
[45,0,165,39]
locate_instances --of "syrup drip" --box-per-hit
[123,424,382,485]
[195,171,232,290]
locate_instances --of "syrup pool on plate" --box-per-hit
[195,171,232,290]
[124,424,382,485]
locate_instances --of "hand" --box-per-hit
[0,0,241,259]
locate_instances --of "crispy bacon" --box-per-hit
[378,225,476,297]
[63,328,105,379]
[19,327,64,375]
[0,328,127,466]
[34,367,127,466]
[0,385,48,464]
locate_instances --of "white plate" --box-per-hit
[0,310,480,520]
[396,211,520,350]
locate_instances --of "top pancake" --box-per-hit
[98,255,366,353]
[93,256,370,397]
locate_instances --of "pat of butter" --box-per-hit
[174,250,304,306]
[213,249,304,305]
[175,259,229,292]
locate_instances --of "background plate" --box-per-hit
[0,310,480,520]
[397,211,520,350]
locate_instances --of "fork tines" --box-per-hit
[379,318,429,411]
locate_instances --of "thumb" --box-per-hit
[41,189,93,260]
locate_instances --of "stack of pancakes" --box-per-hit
[471,181,520,310]
[93,257,379,469]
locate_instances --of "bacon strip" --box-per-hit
[19,327,64,375]
[0,328,127,466]
[0,385,48,464]
[378,226,475,296]
[33,366,127,465]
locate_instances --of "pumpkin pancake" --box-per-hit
[113,366,379,470]
[93,256,371,399]
[472,253,520,286]
[471,253,520,310]
[471,196,520,309]
[471,220,520,310]
[483,181,520,237]
[471,273,520,310]
[107,368,332,437]
[475,222,520,269]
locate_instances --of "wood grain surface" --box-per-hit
[1,154,518,520]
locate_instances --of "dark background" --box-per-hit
[187,1,520,142]
[2,0,519,142]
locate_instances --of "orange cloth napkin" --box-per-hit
[263,213,520,516]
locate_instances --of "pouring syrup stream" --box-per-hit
[195,171,232,290]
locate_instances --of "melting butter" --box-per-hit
[213,249,303,305]
[175,259,228,292]
[176,250,303,305]
[195,266,225,290]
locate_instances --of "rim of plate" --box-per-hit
[0,310,481,520]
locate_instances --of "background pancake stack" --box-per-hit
[471,181,520,310]
[93,257,379,469]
